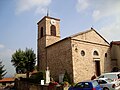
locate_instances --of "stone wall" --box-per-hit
[15,80,63,90]
[37,16,61,71]
[71,30,111,82]
[71,39,110,82]
[46,38,73,82]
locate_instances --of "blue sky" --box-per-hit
[0,0,120,77]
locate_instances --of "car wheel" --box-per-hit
[103,87,109,90]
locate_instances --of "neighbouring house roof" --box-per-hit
[0,78,15,83]
[110,41,120,47]
[111,41,120,45]
[14,74,26,79]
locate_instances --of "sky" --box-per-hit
[0,0,120,77]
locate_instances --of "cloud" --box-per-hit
[92,0,120,42]
[0,49,14,58]
[91,0,120,21]
[99,16,120,42]
[15,0,52,14]
[76,0,120,20]
[0,44,5,49]
[76,0,89,12]
[76,0,120,42]
[35,6,47,15]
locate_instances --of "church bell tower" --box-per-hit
[37,16,60,70]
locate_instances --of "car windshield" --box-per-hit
[75,82,83,88]
[105,78,114,82]
[99,75,104,78]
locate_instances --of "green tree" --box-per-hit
[11,49,25,73]
[0,61,7,79]
[24,48,36,78]
[11,48,36,78]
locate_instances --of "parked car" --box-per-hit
[98,72,120,81]
[68,80,102,90]
[95,78,120,90]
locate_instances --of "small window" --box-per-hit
[93,51,99,56]
[40,27,43,38]
[51,25,56,36]
[81,50,85,56]
[105,53,107,57]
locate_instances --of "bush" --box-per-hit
[30,71,45,83]
[63,71,71,84]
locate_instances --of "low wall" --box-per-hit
[15,80,64,90]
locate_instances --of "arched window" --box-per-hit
[41,27,43,38]
[50,25,56,36]
[93,51,99,56]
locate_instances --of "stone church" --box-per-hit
[37,16,112,83]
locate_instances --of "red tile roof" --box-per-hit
[110,41,120,48]
[0,78,15,82]
[111,41,120,45]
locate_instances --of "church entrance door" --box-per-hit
[95,60,101,76]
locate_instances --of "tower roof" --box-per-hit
[37,16,60,25]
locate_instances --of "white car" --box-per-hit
[98,72,120,81]
[95,78,120,90]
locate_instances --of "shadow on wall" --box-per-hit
[110,43,120,72]
[104,48,119,73]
